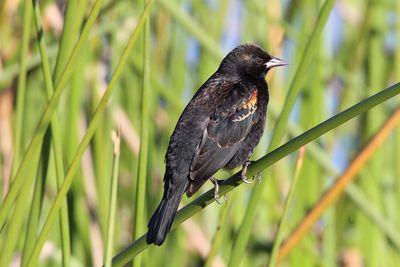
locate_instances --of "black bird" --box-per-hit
[147,44,287,245]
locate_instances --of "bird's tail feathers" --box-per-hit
[147,180,188,245]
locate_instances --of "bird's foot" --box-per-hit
[241,160,262,184]
[241,160,254,184]
[210,177,227,204]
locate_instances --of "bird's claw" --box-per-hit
[241,160,262,184]
[214,188,222,204]
[210,177,227,204]
[216,194,228,205]
[241,160,254,184]
[241,174,253,184]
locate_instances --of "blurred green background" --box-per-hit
[0,0,399,266]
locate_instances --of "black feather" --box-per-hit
[146,44,285,245]
[147,174,188,245]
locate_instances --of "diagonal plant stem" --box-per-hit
[110,82,400,267]
[24,1,155,266]
[25,2,71,266]
[11,0,32,178]
[52,0,88,83]
[0,147,41,266]
[277,107,400,263]
[0,0,105,230]
[20,145,46,267]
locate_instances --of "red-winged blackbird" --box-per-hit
[147,44,287,245]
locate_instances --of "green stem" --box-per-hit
[133,1,151,266]
[11,0,32,177]
[24,2,154,266]
[110,82,400,266]
[0,148,40,267]
[0,0,105,230]
[104,131,121,267]
[52,0,88,83]
[21,132,49,266]
[28,2,71,266]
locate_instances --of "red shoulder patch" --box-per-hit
[232,90,258,122]
[243,90,258,109]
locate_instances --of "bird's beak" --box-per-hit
[265,57,288,69]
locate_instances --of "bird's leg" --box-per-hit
[210,177,227,204]
[241,160,254,184]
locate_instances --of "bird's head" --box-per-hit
[219,44,287,80]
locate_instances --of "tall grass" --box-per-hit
[0,0,399,266]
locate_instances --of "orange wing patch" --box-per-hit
[244,90,258,109]
[232,90,258,122]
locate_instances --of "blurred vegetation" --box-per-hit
[0,0,399,267]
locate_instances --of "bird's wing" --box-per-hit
[209,80,260,146]
[188,80,259,194]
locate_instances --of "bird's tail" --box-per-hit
[147,180,188,245]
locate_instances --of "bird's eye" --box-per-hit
[256,58,263,64]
